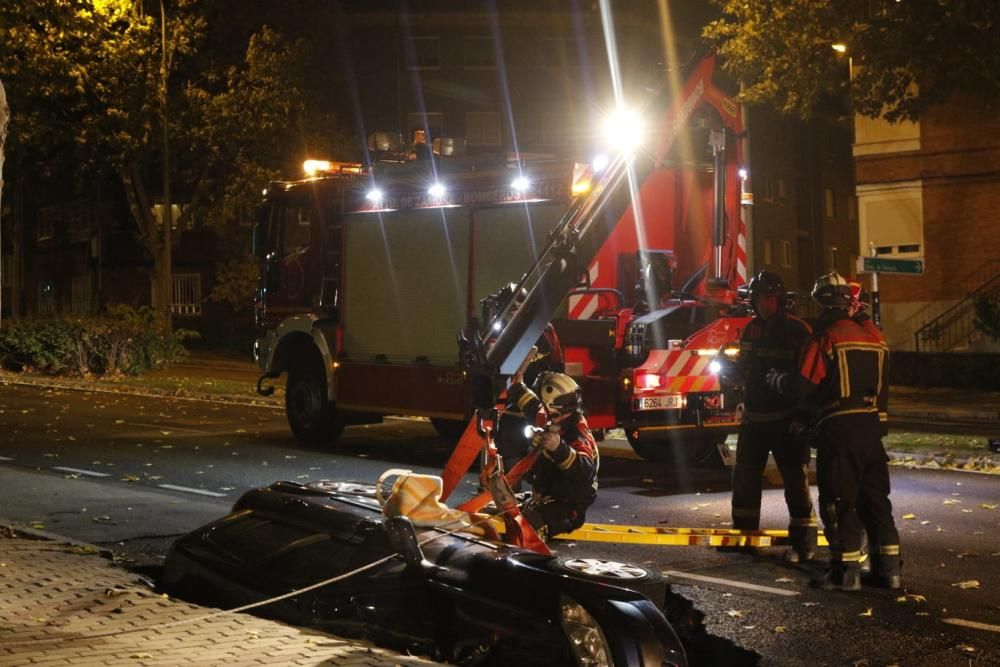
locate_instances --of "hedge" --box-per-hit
[0,305,197,377]
[889,351,1000,390]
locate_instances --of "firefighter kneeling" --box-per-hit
[507,372,599,541]
[768,272,902,591]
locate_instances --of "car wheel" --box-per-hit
[551,557,666,606]
[553,557,653,582]
[286,364,346,449]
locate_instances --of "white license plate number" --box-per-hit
[636,395,682,411]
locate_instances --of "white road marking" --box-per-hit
[942,617,1000,633]
[158,484,228,498]
[124,422,212,435]
[0,456,14,461]
[52,466,110,478]
[662,570,801,597]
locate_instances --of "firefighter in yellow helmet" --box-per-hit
[767,272,901,591]
[507,372,599,541]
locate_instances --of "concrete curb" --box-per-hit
[0,519,114,558]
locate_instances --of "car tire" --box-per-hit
[286,364,346,449]
[551,557,666,606]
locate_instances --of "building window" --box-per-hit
[464,37,496,69]
[407,37,440,69]
[407,112,443,144]
[824,188,836,218]
[759,173,774,202]
[781,239,793,267]
[762,238,774,266]
[37,209,55,241]
[172,273,202,316]
[465,112,501,146]
[38,281,56,316]
[71,274,93,315]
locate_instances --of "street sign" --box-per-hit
[858,256,924,275]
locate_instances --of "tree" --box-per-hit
[0,1,352,327]
[704,1,1000,122]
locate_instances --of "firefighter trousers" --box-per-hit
[731,418,817,551]
[815,414,901,575]
[522,495,586,542]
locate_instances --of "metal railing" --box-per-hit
[914,260,1000,352]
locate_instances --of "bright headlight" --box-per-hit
[602,108,645,154]
[560,594,611,667]
[709,360,722,375]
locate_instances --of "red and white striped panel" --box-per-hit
[639,350,722,394]
[736,204,748,283]
[568,263,601,320]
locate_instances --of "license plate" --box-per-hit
[635,394,682,411]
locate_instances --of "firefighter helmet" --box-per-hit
[747,270,786,313]
[533,372,583,418]
[811,272,852,309]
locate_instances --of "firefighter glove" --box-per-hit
[533,431,561,453]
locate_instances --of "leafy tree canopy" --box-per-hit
[704,0,1000,122]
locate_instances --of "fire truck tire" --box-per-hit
[429,418,466,441]
[286,366,346,449]
[625,432,724,467]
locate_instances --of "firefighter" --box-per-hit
[507,372,599,540]
[767,272,901,591]
[722,269,817,561]
[493,284,564,476]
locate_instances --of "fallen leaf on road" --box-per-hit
[951,580,980,589]
[741,625,756,630]
[121,475,140,482]
[802,602,819,607]
[641,478,655,484]
[726,610,743,618]
[920,520,930,525]
[92,516,115,525]
[859,608,873,617]
[115,419,125,424]
[29,522,44,530]
[956,644,976,653]
[901,513,917,520]
[895,593,927,603]
[129,654,153,660]
[775,577,794,583]
[961,509,974,513]
[981,503,998,510]
[774,626,785,633]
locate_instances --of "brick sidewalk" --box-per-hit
[0,534,443,667]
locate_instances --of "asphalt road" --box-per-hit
[1,383,998,666]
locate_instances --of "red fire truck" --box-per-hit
[254,56,751,462]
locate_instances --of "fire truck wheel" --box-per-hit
[286,366,346,449]
[625,432,725,468]
[429,418,466,441]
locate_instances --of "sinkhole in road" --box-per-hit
[662,585,760,666]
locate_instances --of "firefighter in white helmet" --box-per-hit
[767,272,901,591]
[507,371,599,540]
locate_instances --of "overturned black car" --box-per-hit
[162,480,687,666]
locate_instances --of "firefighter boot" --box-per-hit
[783,523,817,563]
[863,553,902,590]
[811,562,861,592]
